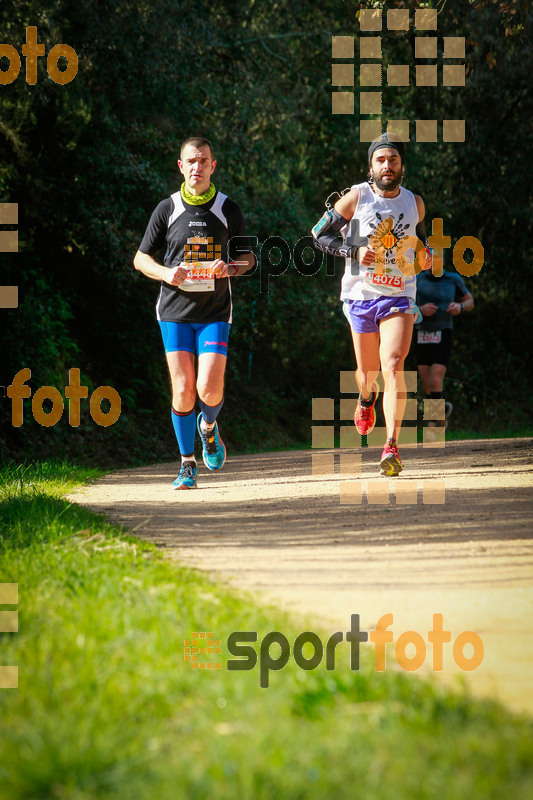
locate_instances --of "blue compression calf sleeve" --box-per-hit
[171,407,196,456]
[199,397,224,425]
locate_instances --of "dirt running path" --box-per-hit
[68,438,533,714]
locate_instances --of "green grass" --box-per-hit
[1,461,532,799]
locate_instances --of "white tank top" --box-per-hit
[340,182,420,301]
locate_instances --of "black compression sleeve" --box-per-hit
[312,208,357,258]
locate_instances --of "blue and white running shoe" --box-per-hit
[197,413,226,470]
[172,461,198,490]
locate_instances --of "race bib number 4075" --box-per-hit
[368,273,405,290]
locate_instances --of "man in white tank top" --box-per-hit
[312,134,432,476]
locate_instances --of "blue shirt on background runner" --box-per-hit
[415,269,468,331]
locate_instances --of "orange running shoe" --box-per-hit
[380,438,403,476]
[354,385,379,435]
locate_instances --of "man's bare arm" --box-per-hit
[133,250,187,286]
[230,252,255,276]
[335,188,359,221]
[447,291,474,316]
[415,195,427,242]
[414,195,432,271]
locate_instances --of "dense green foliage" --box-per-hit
[1,461,532,798]
[0,0,531,465]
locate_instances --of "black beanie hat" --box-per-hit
[368,133,406,165]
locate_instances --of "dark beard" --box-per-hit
[372,171,402,192]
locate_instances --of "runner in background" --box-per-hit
[415,255,474,427]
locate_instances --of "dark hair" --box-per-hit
[180,137,215,160]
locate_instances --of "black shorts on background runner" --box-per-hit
[416,328,454,367]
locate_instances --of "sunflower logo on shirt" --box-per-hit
[368,215,412,275]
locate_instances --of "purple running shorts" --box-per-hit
[343,296,420,334]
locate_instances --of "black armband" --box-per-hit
[311,208,363,259]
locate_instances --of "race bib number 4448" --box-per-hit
[186,265,213,281]
[181,263,215,293]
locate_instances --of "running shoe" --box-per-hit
[197,413,226,470]
[380,439,403,476]
[354,385,379,435]
[173,461,198,490]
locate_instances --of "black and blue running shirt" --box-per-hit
[138,190,252,323]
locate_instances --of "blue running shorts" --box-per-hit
[158,321,231,356]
